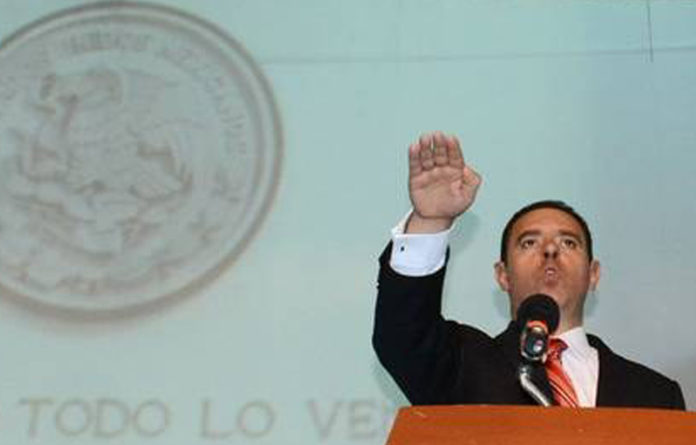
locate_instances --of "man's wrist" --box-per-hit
[390,211,451,276]
[405,212,454,234]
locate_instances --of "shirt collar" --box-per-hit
[554,326,595,359]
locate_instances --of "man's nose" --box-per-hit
[543,240,559,259]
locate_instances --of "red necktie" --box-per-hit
[546,338,580,407]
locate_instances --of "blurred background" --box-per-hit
[0,1,694,444]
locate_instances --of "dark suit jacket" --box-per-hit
[373,244,685,409]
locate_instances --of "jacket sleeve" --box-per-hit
[372,242,463,405]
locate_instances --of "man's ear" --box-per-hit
[494,261,510,292]
[589,259,601,291]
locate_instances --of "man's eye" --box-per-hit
[562,238,578,249]
[520,239,536,249]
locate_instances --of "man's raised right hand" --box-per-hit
[406,131,482,233]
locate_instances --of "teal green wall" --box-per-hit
[0,1,694,443]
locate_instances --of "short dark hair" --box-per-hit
[499,200,593,263]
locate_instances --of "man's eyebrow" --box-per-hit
[515,230,541,242]
[558,230,584,244]
[514,229,585,244]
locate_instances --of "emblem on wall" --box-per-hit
[0,2,282,315]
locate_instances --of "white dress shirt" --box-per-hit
[389,212,599,407]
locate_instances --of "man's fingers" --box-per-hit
[418,134,435,170]
[446,135,464,168]
[432,131,448,166]
[408,143,423,177]
[419,133,432,150]
[410,132,466,178]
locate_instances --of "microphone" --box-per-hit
[516,294,560,362]
[516,294,560,406]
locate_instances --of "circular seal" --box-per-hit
[0,2,282,315]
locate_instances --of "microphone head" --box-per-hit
[516,294,560,334]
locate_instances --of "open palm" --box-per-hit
[408,132,481,227]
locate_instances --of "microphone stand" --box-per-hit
[518,363,552,407]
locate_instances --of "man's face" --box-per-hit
[494,208,600,332]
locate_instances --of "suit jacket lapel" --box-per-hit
[589,335,623,406]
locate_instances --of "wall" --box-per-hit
[0,1,694,444]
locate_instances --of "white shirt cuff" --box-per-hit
[389,211,451,276]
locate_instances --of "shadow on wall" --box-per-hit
[669,358,696,411]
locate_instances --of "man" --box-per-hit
[373,131,685,409]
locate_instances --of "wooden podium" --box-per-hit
[386,405,696,445]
